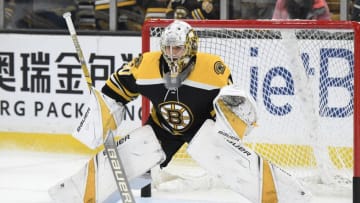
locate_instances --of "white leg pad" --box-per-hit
[187,119,311,203]
[49,125,166,203]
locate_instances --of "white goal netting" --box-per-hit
[142,20,357,197]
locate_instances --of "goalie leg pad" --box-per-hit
[49,125,166,203]
[187,119,311,203]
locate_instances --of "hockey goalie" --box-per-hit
[49,20,311,203]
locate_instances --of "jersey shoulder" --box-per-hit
[129,51,162,79]
[188,52,231,88]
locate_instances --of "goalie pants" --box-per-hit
[146,116,194,168]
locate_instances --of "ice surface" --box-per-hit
[0,150,352,203]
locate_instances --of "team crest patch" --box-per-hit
[158,101,194,133]
[214,61,225,74]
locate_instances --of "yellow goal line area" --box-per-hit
[173,143,353,169]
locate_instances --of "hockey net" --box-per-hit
[141,19,359,197]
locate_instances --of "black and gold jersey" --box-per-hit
[102,51,232,140]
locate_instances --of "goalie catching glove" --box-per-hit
[214,85,257,140]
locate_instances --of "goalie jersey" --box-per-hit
[102,51,232,141]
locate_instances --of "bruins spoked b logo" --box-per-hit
[214,61,225,75]
[158,101,194,133]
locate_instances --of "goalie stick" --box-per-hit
[62,12,136,203]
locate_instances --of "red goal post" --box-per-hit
[141,19,360,200]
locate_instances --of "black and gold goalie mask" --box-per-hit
[160,20,198,90]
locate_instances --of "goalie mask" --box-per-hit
[160,20,198,89]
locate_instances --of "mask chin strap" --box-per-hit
[163,57,195,90]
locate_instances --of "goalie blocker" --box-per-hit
[187,85,311,202]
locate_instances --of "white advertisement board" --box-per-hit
[0,32,354,147]
[1,33,143,135]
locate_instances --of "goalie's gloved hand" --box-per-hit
[218,93,257,127]
[214,85,258,140]
[218,85,257,126]
[222,95,245,107]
